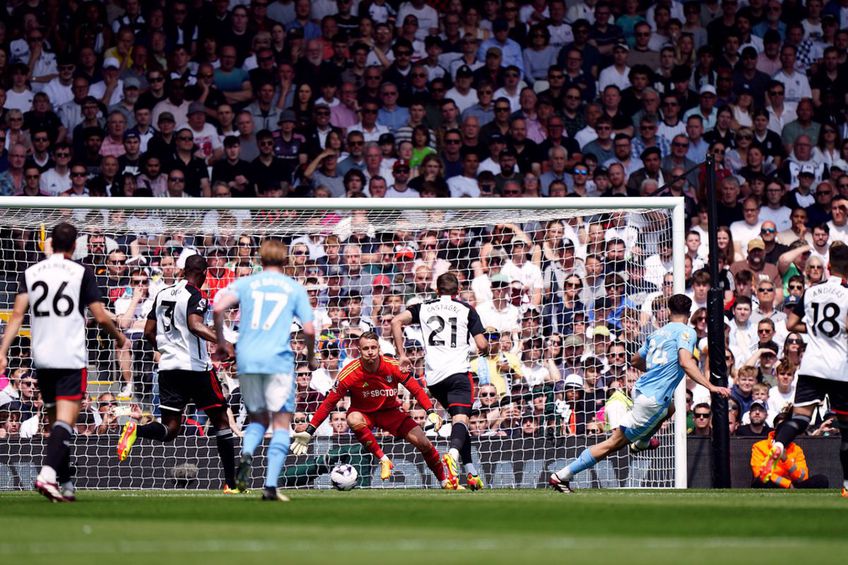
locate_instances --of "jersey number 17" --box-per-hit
[250,291,289,330]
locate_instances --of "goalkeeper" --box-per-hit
[292,332,453,489]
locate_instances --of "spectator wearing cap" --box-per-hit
[445,66,478,115]
[477,273,521,336]
[90,57,126,107]
[683,84,719,131]
[598,42,631,92]
[146,112,177,163]
[733,47,771,107]
[386,160,417,198]
[730,238,783,298]
[478,19,525,78]
[737,400,772,437]
[182,102,223,165]
[117,131,142,177]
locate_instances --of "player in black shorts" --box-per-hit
[767,243,848,496]
[392,272,489,489]
[116,255,238,493]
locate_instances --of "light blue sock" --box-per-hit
[264,429,290,489]
[241,422,266,457]
[556,448,597,481]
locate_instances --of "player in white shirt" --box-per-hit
[115,255,239,493]
[392,272,489,490]
[0,222,127,502]
[766,244,848,495]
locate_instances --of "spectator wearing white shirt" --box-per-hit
[42,56,76,108]
[501,239,543,307]
[447,149,482,198]
[772,45,812,103]
[730,197,764,259]
[396,0,439,41]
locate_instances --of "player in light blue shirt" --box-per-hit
[213,240,317,501]
[549,294,730,493]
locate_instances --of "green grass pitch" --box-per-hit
[1,489,846,565]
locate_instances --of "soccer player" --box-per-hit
[212,239,317,501]
[548,294,731,493]
[291,331,452,488]
[766,244,848,496]
[0,222,127,502]
[115,255,239,493]
[391,272,489,490]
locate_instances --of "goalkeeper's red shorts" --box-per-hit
[354,407,418,438]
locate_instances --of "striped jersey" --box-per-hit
[18,254,101,369]
[407,295,485,386]
[147,280,211,372]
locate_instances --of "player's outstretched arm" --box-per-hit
[89,301,127,349]
[679,348,730,397]
[786,310,807,334]
[0,293,28,375]
[302,320,319,371]
[212,290,240,360]
[143,318,158,351]
[391,310,413,371]
[187,313,218,343]
[630,352,647,372]
[292,384,346,455]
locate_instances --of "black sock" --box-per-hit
[216,428,237,489]
[774,415,811,447]
[460,431,473,466]
[137,421,169,442]
[57,445,73,484]
[450,421,468,454]
[44,421,73,473]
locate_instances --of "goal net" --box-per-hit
[0,197,687,490]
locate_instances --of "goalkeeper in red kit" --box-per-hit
[292,332,454,489]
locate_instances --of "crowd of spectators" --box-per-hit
[1,0,848,461]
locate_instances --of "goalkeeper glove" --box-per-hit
[291,425,316,456]
[424,410,443,432]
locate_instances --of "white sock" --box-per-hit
[464,463,478,475]
[555,468,574,481]
[843,479,848,491]
[449,448,460,461]
[39,465,57,483]
[380,455,390,462]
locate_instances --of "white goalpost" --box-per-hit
[0,196,688,490]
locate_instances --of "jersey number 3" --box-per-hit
[427,315,458,347]
[250,291,289,330]
[32,281,75,317]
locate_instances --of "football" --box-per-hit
[329,464,358,491]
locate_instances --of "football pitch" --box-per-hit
[1,489,846,565]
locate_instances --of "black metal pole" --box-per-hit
[705,153,731,488]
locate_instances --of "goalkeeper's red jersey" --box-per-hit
[310,356,433,428]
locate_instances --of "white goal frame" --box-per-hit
[0,196,688,489]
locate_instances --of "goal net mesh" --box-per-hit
[0,202,681,490]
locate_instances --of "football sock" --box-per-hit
[449,422,468,455]
[423,445,446,481]
[774,414,811,447]
[459,435,477,475]
[137,421,169,442]
[57,445,72,484]
[556,448,597,481]
[264,429,290,489]
[353,426,385,459]
[241,422,266,457]
[449,448,460,462]
[215,428,237,489]
[43,421,73,476]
